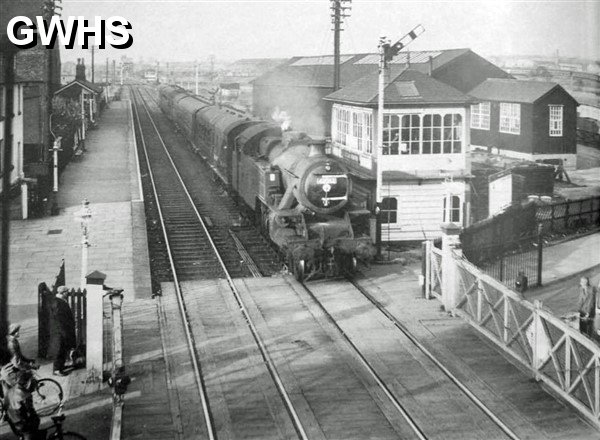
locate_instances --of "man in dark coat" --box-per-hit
[49,286,76,376]
[577,277,596,338]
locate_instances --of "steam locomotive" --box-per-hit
[157,85,374,280]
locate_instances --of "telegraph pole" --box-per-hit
[330,0,351,91]
[91,46,95,83]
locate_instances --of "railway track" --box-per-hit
[300,278,522,440]
[130,84,523,439]
[131,86,306,439]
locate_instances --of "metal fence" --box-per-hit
[471,234,543,288]
[537,196,600,236]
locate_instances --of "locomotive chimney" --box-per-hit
[308,138,326,157]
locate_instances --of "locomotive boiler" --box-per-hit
[157,85,374,280]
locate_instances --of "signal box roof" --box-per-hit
[324,69,475,107]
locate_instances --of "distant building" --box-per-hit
[1,0,62,210]
[324,69,476,241]
[253,49,511,136]
[469,78,578,170]
[54,59,103,144]
[0,68,25,196]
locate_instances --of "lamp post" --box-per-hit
[77,199,92,288]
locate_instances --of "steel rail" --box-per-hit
[130,88,216,440]
[135,87,309,440]
[296,280,428,440]
[349,279,521,440]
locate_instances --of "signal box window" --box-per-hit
[499,103,520,135]
[443,195,461,223]
[470,102,490,130]
[380,197,397,223]
[549,105,563,137]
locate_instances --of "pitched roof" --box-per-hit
[323,69,474,106]
[469,78,570,104]
[252,49,471,88]
[55,79,103,95]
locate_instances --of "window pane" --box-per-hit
[423,141,431,154]
[453,141,461,154]
[443,141,452,154]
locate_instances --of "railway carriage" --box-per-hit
[158,85,375,280]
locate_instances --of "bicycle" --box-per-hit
[0,369,64,420]
[30,372,64,417]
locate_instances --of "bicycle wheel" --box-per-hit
[49,432,87,440]
[32,378,63,416]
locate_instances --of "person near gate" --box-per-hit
[577,276,596,338]
[49,286,76,376]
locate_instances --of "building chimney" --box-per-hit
[428,56,433,76]
[76,58,86,81]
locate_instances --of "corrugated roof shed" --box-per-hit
[469,78,573,103]
[323,69,475,106]
[253,49,471,88]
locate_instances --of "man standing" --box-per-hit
[577,277,596,338]
[49,286,76,376]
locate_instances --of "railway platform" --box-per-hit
[2,91,152,439]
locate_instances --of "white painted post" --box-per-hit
[425,240,432,299]
[18,173,28,220]
[441,223,461,312]
[85,270,107,381]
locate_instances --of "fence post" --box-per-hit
[537,223,543,286]
[441,223,462,312]
[532,300,542,381]
[499,255,504,282]
[425,240,432,300]
[109,289,129,440]
[85,270,107,382]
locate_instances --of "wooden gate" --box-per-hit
[425,242,600,429]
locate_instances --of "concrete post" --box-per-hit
[20,176,28,220]
[441,223,461,312]
[85,270,107,381]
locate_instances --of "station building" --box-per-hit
[469,79,578,170]
[324,69,476,241]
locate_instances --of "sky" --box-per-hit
[59,0,600,64]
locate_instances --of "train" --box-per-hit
[157,85,375,280]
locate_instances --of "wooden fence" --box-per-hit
[426,244,600,429]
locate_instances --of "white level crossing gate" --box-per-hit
[425,236,600,429]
